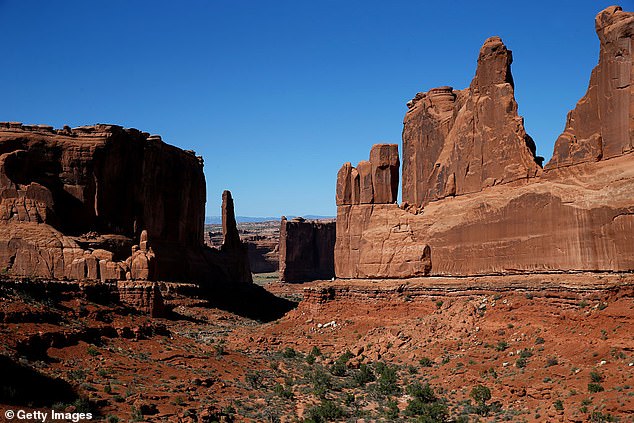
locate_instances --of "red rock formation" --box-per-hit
[0,124,252,288]
[402,37,541,208]
[335,6,634,279]
[547,6,633,168]
[117,281,165,317]
[336,144,399,206]
[279,217,335,282]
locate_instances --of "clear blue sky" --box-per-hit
[0,0,626,217]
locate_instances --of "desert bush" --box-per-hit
[306,400,346,423]
[281,347,297,359]
[470,384,492,416]
[373,362,400,396]
[384,399,399,419]
[588,383,604,393]
[588,411,619,422]
[353,364,375,387]
[495,341,509,352]
[407,381,437,403]
[307,367,332,398]
[245,370,265,389]
[546,356,559,367]
[590,371,604,383]
[419,357,434,367]
[273,383,294,400]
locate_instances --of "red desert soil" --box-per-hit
[1,274,632,422]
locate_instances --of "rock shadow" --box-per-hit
[205,284,298,322]
[0,355,79,407]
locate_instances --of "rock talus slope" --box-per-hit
[335,6,634,279]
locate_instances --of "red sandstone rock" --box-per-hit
[279,217,335,282]
[0,124,252,288]
[117,281,165,317]
[402,37,541,208]
[335,7,634,279]
[547,6,633,168]
[336,162,353,205]
[369,144,399,204]
[336,145,400,206]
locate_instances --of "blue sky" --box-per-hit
[0,0,626,217]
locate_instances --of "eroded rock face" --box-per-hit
[335,7,634,279]
[0,124,252,288]
[547,7,634,168]
[117,281,165,318]
[336,144,399,206]
[402,37,541,208]
[279,217,335,282]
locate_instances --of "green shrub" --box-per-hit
[353,364,375,386]
[407,382,437,403]
[554,399,564,411]
[106,416,119,423]
[515,357,528,368]
[306,400,346,423]
[273,383,294,400]
[87,345,101,356]
[384,399,399,419]
[546,356,559,367]
[329,361,347,377]
[519,349,533,358]
[588,383,604,393]
[588,411,618,422]
[281,347,297,359]
[419,357,433,367]
[308,367,332,398]
[310,346,322,357]
[470,385,492,416]
[374,362,400,396]
[495,341,509,352]
[405,400,448,422]
[535,337,545,344]
[246,370,264,389]
[590,371,604,383]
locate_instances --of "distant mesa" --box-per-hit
[335,5,634,278]
[279,216,335,283]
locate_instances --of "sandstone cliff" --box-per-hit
[279,217,335,283]
[547,6,633,168]
[402,37,541,208]
[335,6,634,279]
[0,123,251,287]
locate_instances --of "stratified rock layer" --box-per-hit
[0,124,252,287]
[279,217,335,283]
[547,6,634,168]
[335,7,634,279]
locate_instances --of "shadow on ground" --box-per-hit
[205,283,298,322]
[0,355,80,407]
